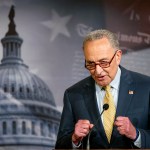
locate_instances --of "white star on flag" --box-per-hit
[41,9,72,42]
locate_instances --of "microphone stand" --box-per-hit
[86,104,109,150]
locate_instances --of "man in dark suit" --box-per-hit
[55,29,150,149]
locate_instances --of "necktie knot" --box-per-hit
[104,85,111,92]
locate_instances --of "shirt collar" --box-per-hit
[95,67,121,92]
[110,67,121,90]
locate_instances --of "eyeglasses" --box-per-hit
[85,50,118,70]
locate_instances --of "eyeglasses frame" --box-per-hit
[85,50,118,70]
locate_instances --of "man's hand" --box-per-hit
[114,116,136,140]
[72,120,94,145]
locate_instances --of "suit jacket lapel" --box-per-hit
[83,77,108,144]
[111,66,135,144]
[116,67,135,117]
[83,77,100,125]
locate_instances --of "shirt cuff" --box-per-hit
[72,141,82,148]
[133,129,141,148]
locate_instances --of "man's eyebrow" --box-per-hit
[86,60,94,63]
[86,58,109,63]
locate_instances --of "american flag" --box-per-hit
[0,0,150,111]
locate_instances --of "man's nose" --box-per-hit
[95,64,103,75]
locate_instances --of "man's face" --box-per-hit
[84,38,122,87]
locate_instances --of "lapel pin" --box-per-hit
[129,90,134,94]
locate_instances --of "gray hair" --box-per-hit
[83,29,119,50]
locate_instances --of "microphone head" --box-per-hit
[103,103,109,110]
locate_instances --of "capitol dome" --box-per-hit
[0,59,56,107]
[0,6,61,149]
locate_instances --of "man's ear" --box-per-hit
[116,50,122,65]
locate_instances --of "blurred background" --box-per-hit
[1,0,150,109]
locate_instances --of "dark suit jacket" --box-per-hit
[55,66,150,149]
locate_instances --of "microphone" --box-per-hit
[86,103,109,150]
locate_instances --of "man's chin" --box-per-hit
[96,79,110,87]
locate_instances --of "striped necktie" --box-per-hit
[103,85,116,143]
